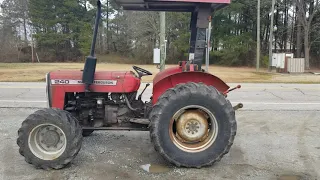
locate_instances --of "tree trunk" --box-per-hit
[290,6,296,52]
[18,46,20,62]
[274,3,279,52]
[304,28,310,69]
[310,0,314,15]
[106,0,109,52]
[264,15,270,53]
[296,20,302,57]
[23,17,28,45]
[100,24,104,53]
[284,0,288,52]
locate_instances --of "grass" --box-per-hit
[0,62,319,83]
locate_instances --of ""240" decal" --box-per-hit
[51,79,117,85]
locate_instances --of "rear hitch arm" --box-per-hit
[223,85,243,111]
[233,103,243,111]
[224,85,241,95]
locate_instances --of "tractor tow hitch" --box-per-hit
[223,85,243,111]
[233,103,244,111]
[224,85,241,95]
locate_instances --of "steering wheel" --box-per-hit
[133,66,152,78]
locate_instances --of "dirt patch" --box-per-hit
[0,63,319,83]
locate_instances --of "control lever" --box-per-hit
[138,83,150,101]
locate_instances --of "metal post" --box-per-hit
[205,28,209,72]
[269,0,276,71]
[208,19,211,71]
[206,19,212,72]
[160,12,166,71]
[188,4,211,71]
[256,0,260,71]
[188,11,198,63]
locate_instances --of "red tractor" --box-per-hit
[17,0,242,170]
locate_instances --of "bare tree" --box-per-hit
[295,0,320,69]
[0,0,31,62]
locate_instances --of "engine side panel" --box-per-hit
[48,70,141,109]
[152,71,230,105]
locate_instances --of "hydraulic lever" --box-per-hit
[138,83,150,101]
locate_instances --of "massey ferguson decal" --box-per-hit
[51,79,117,85]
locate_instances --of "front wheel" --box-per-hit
[82,129,94,137]
[17,108,82,170]
[149,82,237,168]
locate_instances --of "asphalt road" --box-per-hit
[0,82,319,180]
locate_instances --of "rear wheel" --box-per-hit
[17,108,82,170]
[149,82,236,168]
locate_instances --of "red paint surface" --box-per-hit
[153,66,183,85]
[152,67,230,105]
[49,65,230,109]
[49,70,141,109]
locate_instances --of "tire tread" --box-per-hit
[149,82,237,168]
[17,108,82,170]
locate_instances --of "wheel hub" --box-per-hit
[176,110,208,142]
[169,105,219,153]
[186,120,199,133]
[38,127,65,151]
[28,124,67,160]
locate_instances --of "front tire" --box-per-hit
[149,82,236,168]
[17,108,82,170]
[82,129,94,137]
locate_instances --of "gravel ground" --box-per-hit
[0,108,319,180]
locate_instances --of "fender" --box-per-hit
[152,66,230,105]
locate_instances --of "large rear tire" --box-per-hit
[149,82,236,168]
[17,108,82,170]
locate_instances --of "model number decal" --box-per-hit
[53,80,70,84]
[51,80,117,85]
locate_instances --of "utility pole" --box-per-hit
[160,12,166,71]
[256,0,260,71]
[268,0,276,71]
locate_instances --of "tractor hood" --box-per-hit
[49,70,132,81]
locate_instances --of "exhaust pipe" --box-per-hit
[82,0,102,92]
